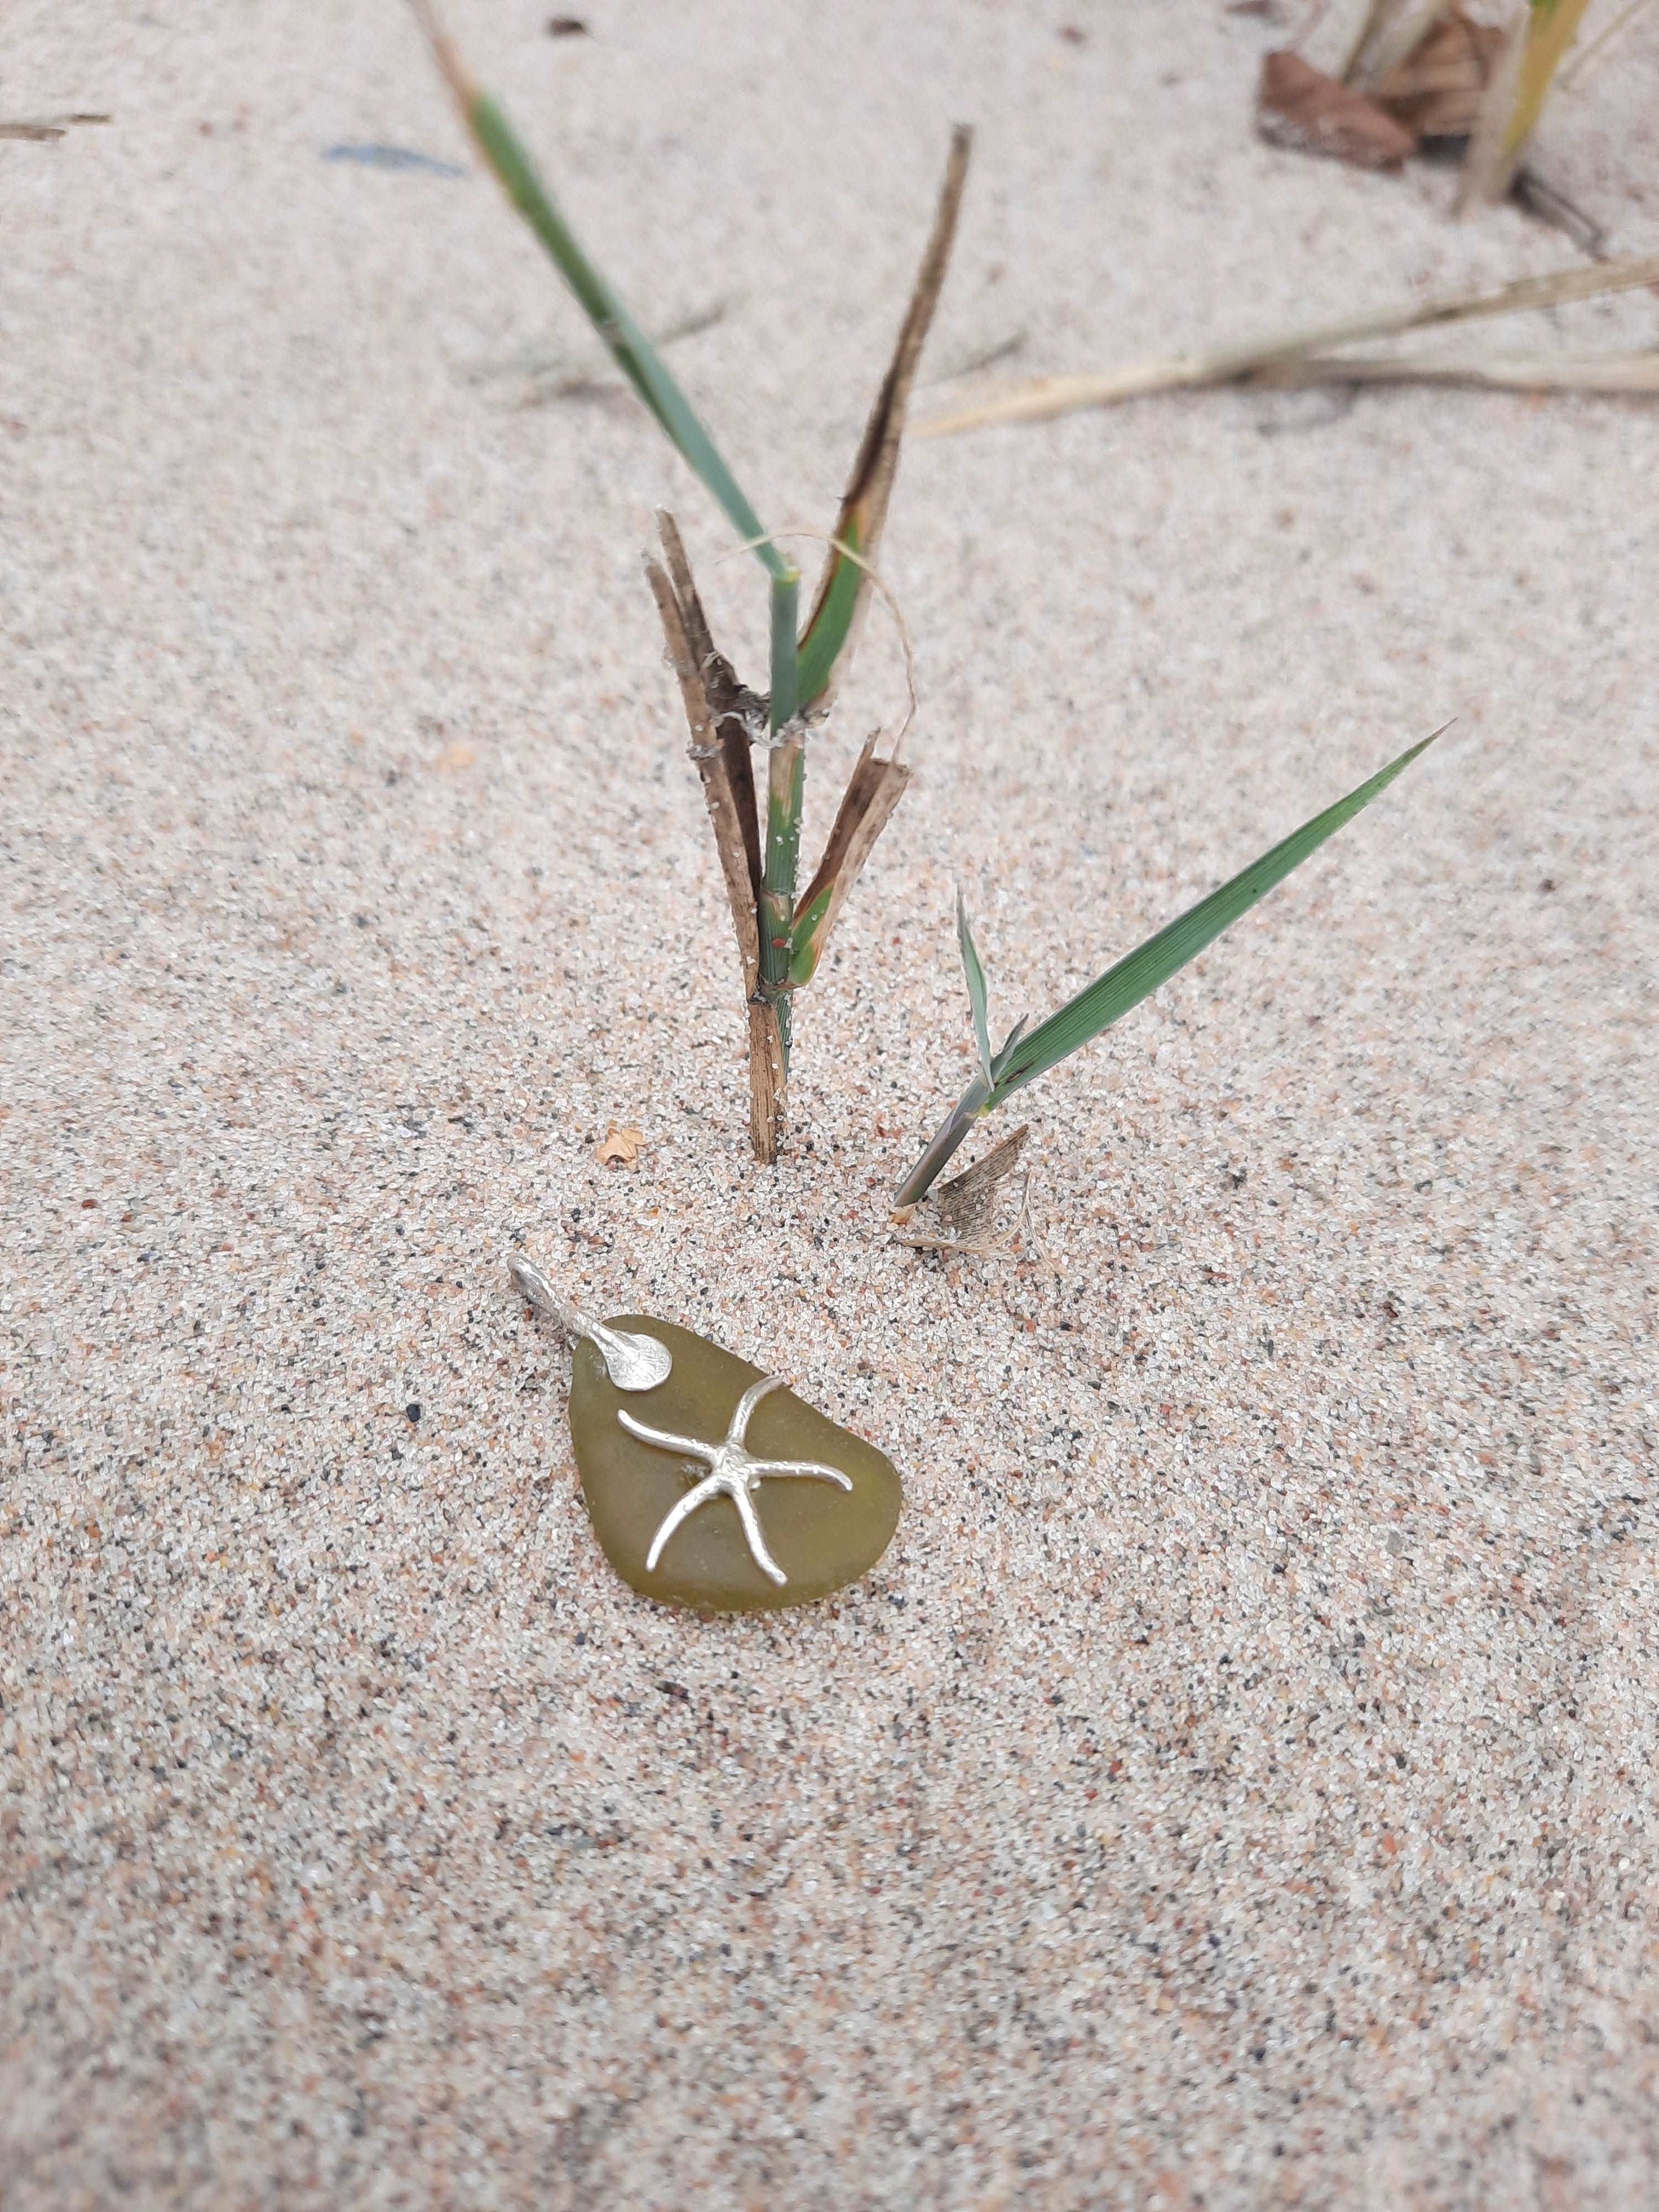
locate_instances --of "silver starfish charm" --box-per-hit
[620,1375,853,1587]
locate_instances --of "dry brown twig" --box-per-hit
[1253,344,1659,393]
[0,112,109,141]
[1371,7,1507,132]
[920,250,1659,436]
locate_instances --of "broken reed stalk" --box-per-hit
[665,126,970,1155]
[1252,345,1659,394]
[1454,3,1532,211]
[415,1,972,1161]
[1460,0,1596,211]
[894,730,1443,1210]
[918,250,1659,435]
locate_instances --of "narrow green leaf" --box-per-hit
[991,1014,1029,1079]
[760,570,804,1059]
[795,527,863,707]
[957,891,993,1086]
[759,733,806,1063]
[463,90,787,581]
[988,730,1442,1106]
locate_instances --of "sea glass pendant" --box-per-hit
[510,1258,901,1612]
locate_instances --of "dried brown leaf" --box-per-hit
[936,1125,1030,1239]
[796,126,972,713]
[596,1123,645,1168]
[1257,49,1417,169]
[789,736,912,985]
[654,510,761,893]
[1373,5,1506,136]
[892,1126,1032,1260]
[645,546,761,997]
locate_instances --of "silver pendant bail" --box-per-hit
[507,1255,673,1392]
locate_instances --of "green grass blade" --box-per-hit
[892,1075,992,1210]
[957,891,994,1084]
[453,78,785,579]
[795,529,864,709]
[762,571,804,1059]
[759,736,805,1064]
[988,729,1442,1105]
[991,1014,1029,1077]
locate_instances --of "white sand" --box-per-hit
[3,2,1657,2203]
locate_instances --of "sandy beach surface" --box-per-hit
[3,2,1657,2203]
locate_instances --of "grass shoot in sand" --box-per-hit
[894,731,1444,1210]
[414,3,968,1164]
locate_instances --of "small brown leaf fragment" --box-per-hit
[1257,49,1417,170]
[936,1125,1030,1240]
[596,1123,645,1169]
[789,736,912,986]
[892,1126,1032,1261]
[1373,7,1506,137]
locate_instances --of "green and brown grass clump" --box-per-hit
[893,732,1444,1210]
[413,9,1450,1232]
[415,3,968,1164]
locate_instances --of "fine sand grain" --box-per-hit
[3,3,1657,2204]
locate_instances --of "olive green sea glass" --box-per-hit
[568,1317,901,1611]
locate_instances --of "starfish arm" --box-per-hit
[645,1472,725,1573]
[731,1480,789,1586]
[726,1372,786,1448]
[618,1408,719,1464]
[752,1457,853,1490]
